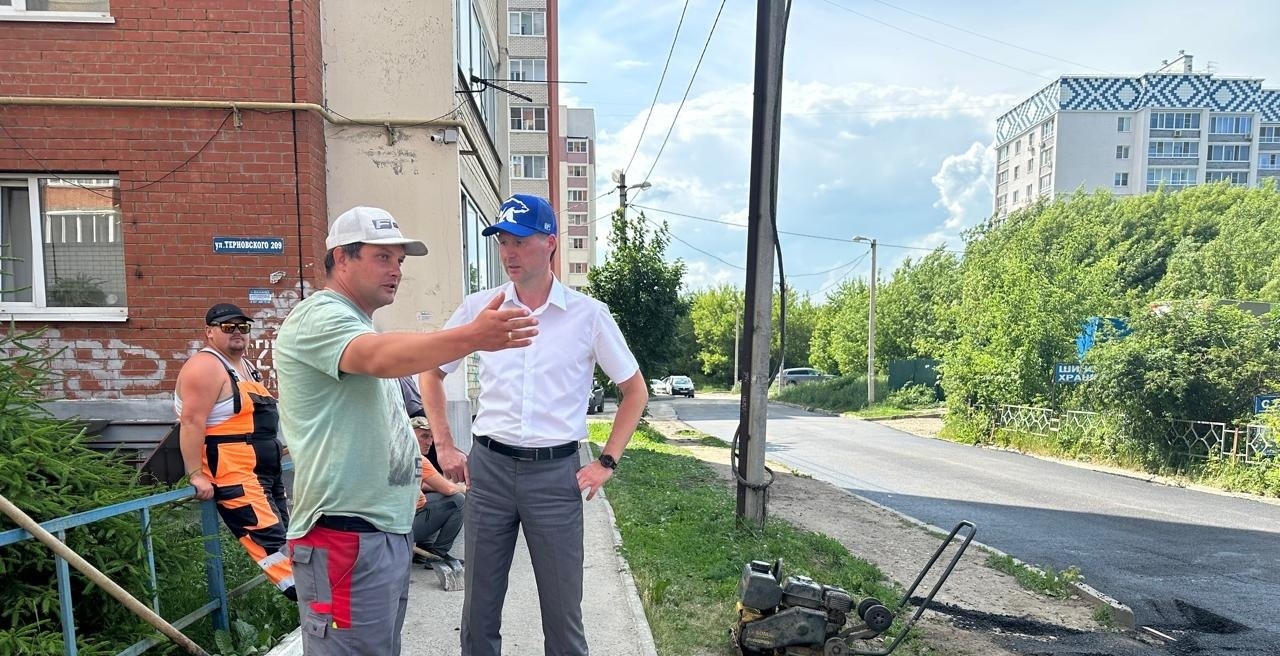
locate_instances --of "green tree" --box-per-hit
[875,249,961,363]
[586,210,686,382]
[688,284,741,383]
[810,279,869,376]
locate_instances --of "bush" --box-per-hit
[773,375,889,413]
[883,383,938,410]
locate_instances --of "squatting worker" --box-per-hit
[420,194,648,655]
[274,206,538,654]
[175,303,295,600]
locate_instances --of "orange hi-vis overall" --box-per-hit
[199,349,295,600]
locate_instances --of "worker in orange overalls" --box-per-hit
[176,303,295,600]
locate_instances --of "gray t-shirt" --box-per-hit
[275,290,420,537]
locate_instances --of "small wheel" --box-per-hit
[863,604,893,634]
[824,637,848,656]
[856,597,883,620]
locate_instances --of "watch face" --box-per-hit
[599,454,617,469]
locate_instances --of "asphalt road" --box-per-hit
[670,396,1280,654]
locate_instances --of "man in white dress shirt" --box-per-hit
[420,194,648,656]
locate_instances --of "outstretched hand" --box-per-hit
[473,292,538,351]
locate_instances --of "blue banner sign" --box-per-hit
[1254,394,1280,415]
[213,236,284,254]
[1054,363,1096,383]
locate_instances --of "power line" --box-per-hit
[631,204,962,253]
[624,0,690,175]
[815,251,871,297]
[818,0,1054,81]
[865,0,1108,74]
[637,213,744,270]
[639,0,728,186]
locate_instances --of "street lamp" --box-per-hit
[852,235,878,404]
[610,169,651,212]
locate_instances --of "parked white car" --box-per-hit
[654,375,695,397]
[776,367,836,387]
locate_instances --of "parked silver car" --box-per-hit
[654,375,695,397]
[587,382,605,414]
[776,367,835,387]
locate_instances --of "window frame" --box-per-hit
[508,58,547,82]
[566,189,588,203]
[508,10,545,36]
[569,262,589,274]
[1116,145,1130,160]
[566,138,589,154]
[569,237,587,250]
[1117,117,1133,133]
[1114,172,1129,187]
[566,165,588,178]
[1260,126,1280,144]
[509,105,548,132]
[0,0,113,23]
[510,154,548,180]
[0,174,128,321]
[566,212,588,226]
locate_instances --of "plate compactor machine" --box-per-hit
[732,521,975,656]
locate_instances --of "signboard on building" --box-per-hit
[213,236,284,254]
[248,288,273,305]
[1054,363,1096,383]
[1254,394,1280,415]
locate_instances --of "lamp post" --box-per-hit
[611,169,651,213]
[852,235,877,404]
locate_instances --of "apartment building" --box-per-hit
[559,106,598,290]
[0,0,510,420]
[994,53,1280,217]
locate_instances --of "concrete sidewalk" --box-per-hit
[269,443,658,655]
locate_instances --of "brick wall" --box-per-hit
[0,0,328,399]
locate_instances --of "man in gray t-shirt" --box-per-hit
[276,206,537,655]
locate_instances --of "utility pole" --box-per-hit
[616,170,629,212]
[737,0,786,529]
[867,238,877,404]
[853,236,877,404]
[733,311,741,391]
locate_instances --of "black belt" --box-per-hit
[475,434,579,461]
[205,433,277,445]
[317,515,380,533]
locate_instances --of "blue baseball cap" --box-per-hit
[482,194,558,237]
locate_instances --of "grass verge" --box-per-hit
[985,553,1081,599]
[590,422,897,655]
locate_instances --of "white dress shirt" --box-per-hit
[440,279,639,447]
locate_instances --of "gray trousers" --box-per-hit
[462,443,586,656]
[413,491,465,558]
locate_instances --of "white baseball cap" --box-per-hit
[326,206,428,256]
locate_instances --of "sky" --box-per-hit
[557,0,1280,297]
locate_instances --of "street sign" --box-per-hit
[248,288,273,305]
[213,236,284,254]
[1054,363,1096,383]
[1254,394,1280,415]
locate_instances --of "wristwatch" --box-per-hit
[598,454,618,470]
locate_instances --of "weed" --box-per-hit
[986,554,1081,599]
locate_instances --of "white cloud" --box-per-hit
[613,59,650,71]
[682,259,739,292]
[930,141,994,230]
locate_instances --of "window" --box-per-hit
[1146,167,1197,188]
[995,194,1007,209]
[996,170,1009,186]
[456,0,498,141]
[1148,141,1199,158]
[1207,144,1250,161]
[1117,117,1132,133]
[509,106,547,131]
[1025,184,1033,199]
[1116,145,1130,159]
[508,10,545,36]
[510,154,547,179]
[1149,112,1200,130]
[569,237,586,249]
[1039,174,1052,193]
[509,58,547,82]
[1040,148,1053,167]
[1,175,126,318]
[566,213,588,226]
[567,189,588,203]
[567,165,587,178]
[1012,190,1020,203]
[461,190,498,293]
[1014,141,1021,155]
[1040,118,1055,141]
[1209,115,1252,135]
[566,138,589,154]
[997,146,1009,163]
[1260,154,1280,170]
[569,262,588,274]
[1261,126,1280,143]
[1205,171,1248,185]
[1026,158,1034,172]
[1013,165,1020,179]
[1114,172,1129,187]
[0,0,111,20]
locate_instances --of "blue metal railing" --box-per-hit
[0,465,290,656]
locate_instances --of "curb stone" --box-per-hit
[598,486,661,656]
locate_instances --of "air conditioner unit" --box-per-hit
[1243,135,1253,141]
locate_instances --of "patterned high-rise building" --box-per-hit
[559,106,597,291]
[993,53,1280,217]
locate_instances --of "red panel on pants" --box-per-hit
[289,527,360,629]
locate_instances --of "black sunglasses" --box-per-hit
[215,323,252,334]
